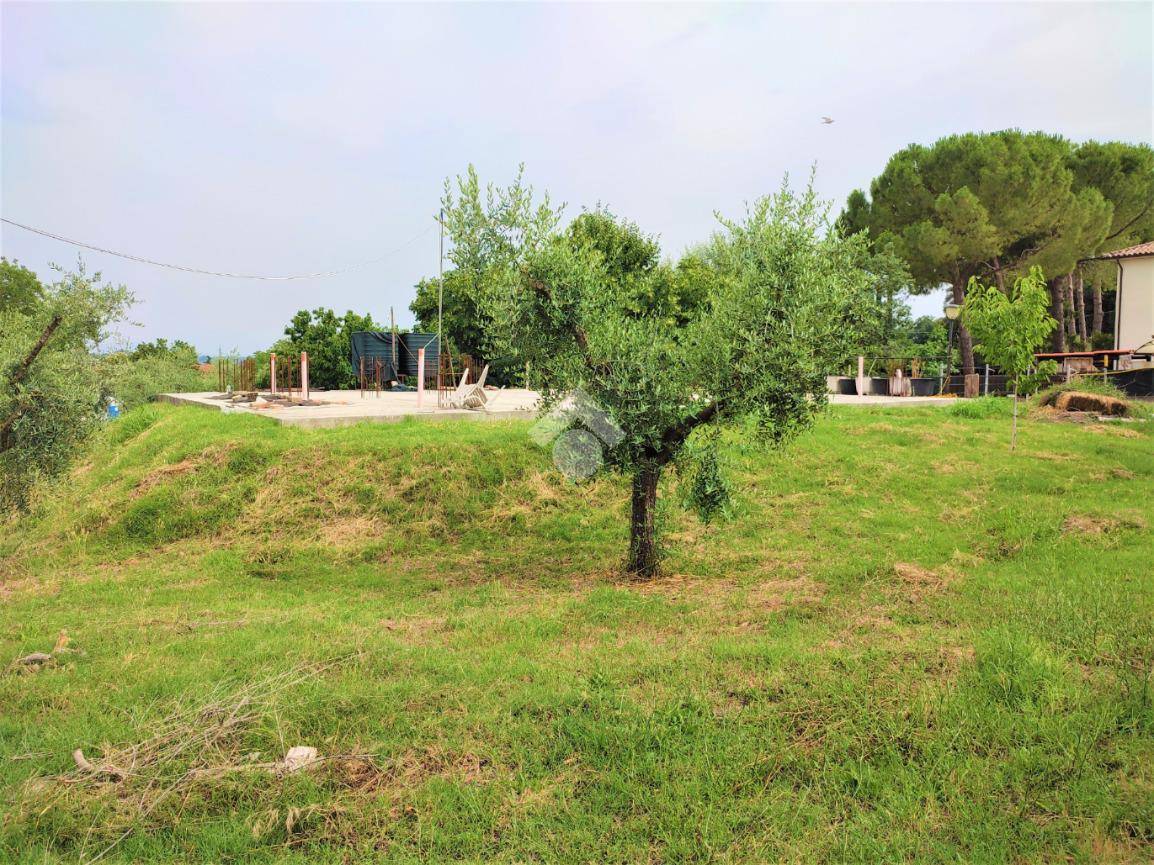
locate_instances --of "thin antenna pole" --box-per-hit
[437,208,444,391]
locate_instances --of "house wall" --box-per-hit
[1116,256,1154,351]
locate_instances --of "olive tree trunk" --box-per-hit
[627,461,663,578]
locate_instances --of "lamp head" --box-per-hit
[943,302,962,321]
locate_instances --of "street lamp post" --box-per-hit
[942,301,962,395]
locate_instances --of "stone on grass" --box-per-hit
[280,745,319,773]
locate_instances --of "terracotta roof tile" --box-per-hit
[1095,241,1154,260]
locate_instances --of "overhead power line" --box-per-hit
[0,217,435,280]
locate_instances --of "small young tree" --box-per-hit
[961,266,1057,450]
[499,182,873,577]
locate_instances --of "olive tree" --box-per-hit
[498,183,874,577]
[1,262,132,511]
[962,266,1057,451]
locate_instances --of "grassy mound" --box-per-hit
[1036,376,1152,420]
[2,404,1153,863]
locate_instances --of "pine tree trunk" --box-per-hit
[952,278,976,375]
[1092,281,1104,336]
[1048,276,1067,352]
[1074,272,1088,341]
[1064,275,1077,340]
[627,461,663,578]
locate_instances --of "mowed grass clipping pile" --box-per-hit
[1,403,1152,864]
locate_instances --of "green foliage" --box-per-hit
[567,209,709,326]
[857,245,914,345]
[411,164,564,369]
[281,308,377,390]
[502,179,875,573]
[1069,140,1154,252]
[0,258,45,314]
[102,340,211,410]
[962,267,1056,394]
[1089,330,1114,350]
[1,264,134,511]
[127,338,197,362]
[411,270,484,359]
[679,434,731,523]
[963,266,1058,449]
[850,132,1111,290]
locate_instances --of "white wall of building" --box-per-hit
[1116,256,1154,352]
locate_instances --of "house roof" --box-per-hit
[1091,241,1154,260]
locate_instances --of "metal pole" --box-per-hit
[437,208,444,392]
[983,363,990,396]
[943,321,957,396]
[390,306,397,381]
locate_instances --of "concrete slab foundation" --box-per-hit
[160,389,542,429]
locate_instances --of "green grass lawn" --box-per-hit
[1,402,1152,864]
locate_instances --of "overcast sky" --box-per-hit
[2,2,1151,354]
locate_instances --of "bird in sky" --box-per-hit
[821,116,835,125]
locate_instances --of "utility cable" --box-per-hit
[0,216,435,281]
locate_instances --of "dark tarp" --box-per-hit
[350,331,399,382]
[399,333,440,380]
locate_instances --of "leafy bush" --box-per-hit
[103,348,212,410]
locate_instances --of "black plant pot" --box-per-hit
[909,378,938,396]
[829,376,857,395]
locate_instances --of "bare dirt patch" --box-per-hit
[320,516,384,547]
[743,576,825,611]
[1061,513,1147,536]
[1086,424,1142,438]
[332,746,494,793]
[378,616,447,639]
[892,562,955,597]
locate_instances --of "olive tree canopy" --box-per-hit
[496,183,874,576]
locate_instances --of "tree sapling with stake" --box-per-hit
[961,266,1058,450]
